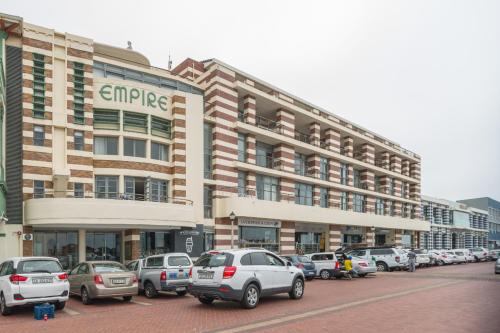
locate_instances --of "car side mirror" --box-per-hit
[287,261,292,267]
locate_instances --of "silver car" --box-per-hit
[495,258,500,274]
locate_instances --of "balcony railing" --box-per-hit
[29,190,194,205]
[255,115,282,134]
[294,130,311,144]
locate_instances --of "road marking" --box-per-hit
[131,300,152,306]
[62,307,80,316]
[214,280,462,333]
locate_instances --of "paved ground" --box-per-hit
[1,261,499,333]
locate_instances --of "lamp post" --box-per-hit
[229,211,236,249]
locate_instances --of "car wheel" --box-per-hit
[376,262,388,272]
[198,296,214,305]
[320,270,331,280]
[437,260,444,266]
[55,301,66,310]
[81,287,92,305]
[0,293,12,316]
[240,284,259,309]
[289,278,304,300]
[176,290,187,296]
[144,282,158,298]
[123,296,133,302]
[474,256,479,263]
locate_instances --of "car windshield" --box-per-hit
[17,260,63,274]
[297,256,312,263]
[168,256,191,266]
[413,249,427,254]
[92,262,126,273]
[455,252,464,255]
[194,253,228,267]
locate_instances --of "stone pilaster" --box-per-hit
[309,122,321,146]
[279,178,295,202]
[214,217,238,250]
[390,155,402,174]
[124,229,140,261]
[23,226,34,256]
[280,221,296,255]
[328,159,341,183]
[365,227,375,247]
[329,225,342,251]
[243,94,256,125]
[246,134,256,165]
[361,170,375,191]
[273,144,294,172]
[410,162,421,180]
[342,137,354,157]
[401,160,410,176]
[324,128,341,153]
[361,143,375,164]
[307,154,320,178]
[276,109,295,137]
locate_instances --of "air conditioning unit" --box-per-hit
[23,233,33,241]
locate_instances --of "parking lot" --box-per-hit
[1,261,498,333]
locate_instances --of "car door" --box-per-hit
[68,264,81,295]
[265,253,293,291]
[249,252,274,294]
[0,261,16,302]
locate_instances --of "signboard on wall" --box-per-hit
[174,224,204,257]
[94,82,169,112]
[238,218,281,228]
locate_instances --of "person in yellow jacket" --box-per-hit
[343,255,357,278]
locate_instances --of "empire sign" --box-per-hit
[98,84,168,111]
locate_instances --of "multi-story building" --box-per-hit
[0,13,429,266]
[458,197,500,249]
[420,195,489,250]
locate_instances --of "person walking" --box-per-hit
[407,249,417,272]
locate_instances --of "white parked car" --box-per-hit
[409,249,431,267]
[431,251,454,265]
[188,249,304,309]
[447,250,467,264]
[0,257,70,315]
[470,247,489,262]
[456,249,474,262]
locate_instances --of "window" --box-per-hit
[33,180,45,198]
[265,253,284,266]
[238,133,247,162]
[74,131,84,150]
[204,186,213,218]
[73,62,85,124]
[168,256,191,266]
[353,169,362,188]
[370,248,393,256]
[95,176,118,199]
[151,142,168,161]
[94,136,118,155]
[320,187,329,208]
[256,174,279,201]
[146,256,164,267]
[295,183,313,206]
[353,194,365,213]
[256,142,273,168]
[123,112,148,133]
[375,198,384,215]
[319,157,329,180]
[249,252,268,265]
[238,171,247,197]
[151,116,171,138]
[74,183,84,198]
[32,53,45,118]
[33,125,45,146]
[311,254,334,261]
[340,192,348,210]
[340,163,349,185]
[294,153,307,176]
[204,124,213,179]
[375,176,381,192]
[150,179,168,202]
[124,138,146,157]
[93,109,120,130]
[240,254,252,265]
[389,178,395,195]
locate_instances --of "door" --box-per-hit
[264,253,292,290]
[86,232,121,261]
[0,262,16,301]
[249,252,274,293]
[68,264,81,295]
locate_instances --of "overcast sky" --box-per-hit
[4,0,500,201]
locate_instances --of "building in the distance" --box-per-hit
[420,195,489,250]
[458,197,500,249]
[0,13,429,267]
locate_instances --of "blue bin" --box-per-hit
[34,303,55,320]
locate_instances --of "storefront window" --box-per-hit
[86,232,121,261]
[204,232,215,252]
[295,232,322,253]
[239,226,279,253]
[33,231,79,269]
[140,231,173,257]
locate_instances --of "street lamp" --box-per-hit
[229,211,236,249]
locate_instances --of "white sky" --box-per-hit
[3,0,500,201]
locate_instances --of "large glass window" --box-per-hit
[256,174,279,201]
[295,232,322,254]
[86,232,121,261]
[33,180,45,198]
[73,62,85,124]
[140,231,173,257]
[204,186,213,218]
[320,187,329,208]
[256,142,273,168]
[74,131,84,151]
[295,183,313,206]
[151,179,168,202]
[340,163,349,185]
[95,176,118,199]
[340,192,348,210]
[151,142,169,161]
[389,178,395,195]
[125,176,146,200]
[353,194,365,213]
[33,231,79,270]
[94,136,118,155]
[123,112,148,133]
[33,125,45,146]
[151,117,171,138]
[353,169,362,188]
[238,171,247,197]
[93,109,120,130]
[375,198,384,215]
[239,226,279,253]
[238,133,247,162]
[74,183,84,198]
[124,138,146,157]
[319,157,329,180]
[294,153,307,176]
[204,123,213,179]
[32,53,45,118]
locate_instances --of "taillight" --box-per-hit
[9,274,28,284]
[223,266,237,279]
[335,261,340,269]
[94,275,104,284]
[58,273,68,280]
[296,263,304,269]
[189,267,193,278]
[160,271,167,281]
[395,256,400,263]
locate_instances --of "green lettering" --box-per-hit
[99,84,112,101]
[114,86,127,103]
[147,92,157,108]
[130,88,140,104]
[157,96,168,111]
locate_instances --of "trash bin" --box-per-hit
[34,303,55,320]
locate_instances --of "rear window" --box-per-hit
[349,250,366,257]
[168,256,191,266]
[194,253,231,267]
[413,249,426,254]
[371,249,393,255]
[92,262,126,273]
[297,256,312,263]
[311,254,334,261]
[455,252,464,255]
[17,260,63,274]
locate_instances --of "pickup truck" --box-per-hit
[126,253,192,298]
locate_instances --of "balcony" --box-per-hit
[24,191,196,229]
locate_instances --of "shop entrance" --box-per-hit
[295,232,323,254]
[86,232,121,261]
[375,234,386,246]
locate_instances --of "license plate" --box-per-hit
[112,278,126,284]
[169,272,178,279]
[32,278,53,284]
[198,271,214,279]
[176,287,186,291]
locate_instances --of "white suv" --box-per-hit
[0,257,70,315]
[188,249,305,309]
[470,247,489,262]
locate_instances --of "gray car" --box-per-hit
[495,258,500,274]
